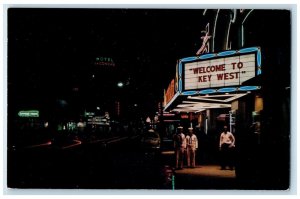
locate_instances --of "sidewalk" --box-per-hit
[173,165,238,190]
[175,165,235,178]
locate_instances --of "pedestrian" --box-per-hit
[174,126,186,169]
[186,127,198,168]
[219,125,236,170]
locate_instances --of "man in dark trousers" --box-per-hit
[219,125,236,170]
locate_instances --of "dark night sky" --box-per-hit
[8,8,206,117]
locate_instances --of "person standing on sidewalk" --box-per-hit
[186,127,198,168]
[219,125,236,170]
[174,126,186,169]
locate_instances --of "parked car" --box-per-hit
[140,129,161,150]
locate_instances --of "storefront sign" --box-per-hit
[164,79,175,105]
[84,112,95,117]
[181,114,189,119]
[87,116,109,125]
[18,110,39,118]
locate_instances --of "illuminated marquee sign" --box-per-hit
[163,47,261,111]
[18,110,39,118]
[185,53,255,90]
[177,47,261,95]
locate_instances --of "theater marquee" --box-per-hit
[163,47,262,111]
[178,47,261,95]
[185,53,256,90]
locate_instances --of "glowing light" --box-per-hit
[239,86,260,91]
[25,141,52,148]
[196,23,211,55]
[199,89,217,94]
[117,82,124,88]
[257,69,262,75]
[181,57,197,62]
[62,140,82,149]
[242,9,254,24]
[217,50,236,57]
[239,47,258,53]
[218,87,237,93]
[179,62,182,76]
[212,9,220,52]
[199,53,216,59]
[179,79,182,92]
[181,91,198,96]
[257,50,262,67]
[226,10,237,49]
[18,110,39,118]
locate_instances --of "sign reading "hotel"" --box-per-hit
[184,53,256,90]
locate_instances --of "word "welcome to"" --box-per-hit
[190,62,245,83]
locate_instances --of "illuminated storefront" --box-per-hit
[164,46,262,133]
[162,9,290,189]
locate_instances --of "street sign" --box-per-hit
[18,110,39,118]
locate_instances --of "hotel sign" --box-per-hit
[94,56,116,67]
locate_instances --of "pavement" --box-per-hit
[175,165,235,178]
[159,142,238,190]
[173,165,238,190]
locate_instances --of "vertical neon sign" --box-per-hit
[196,23,211,55]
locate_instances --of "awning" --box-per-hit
[164,92,249,113]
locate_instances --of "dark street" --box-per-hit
[7,132,239,190]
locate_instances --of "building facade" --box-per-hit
[163,9,291,189]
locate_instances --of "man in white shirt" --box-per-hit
[186,127,198,168]
[219,125,235,170]
[174,126,186,169]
